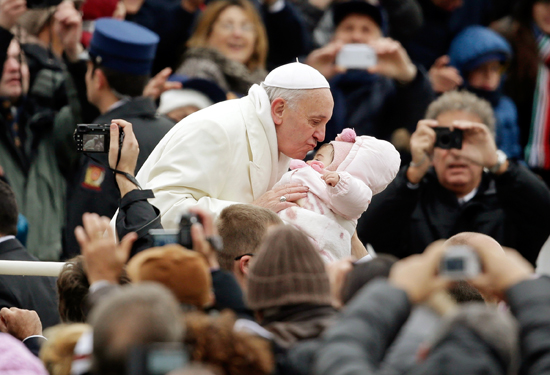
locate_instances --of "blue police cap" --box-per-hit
[89,18,160,76]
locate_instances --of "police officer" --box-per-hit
[65,19,174,258]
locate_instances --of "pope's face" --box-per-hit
[276,89,333,160]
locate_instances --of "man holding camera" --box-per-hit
[305,0,434,142]
[64,19,174,258]
[358,91,550,266]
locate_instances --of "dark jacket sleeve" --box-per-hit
[116,189,162,258]
[263,1,312,70]
[314,280,412,375]
[494,162,550,265]
[210,270,254,320]
[23,336,47,357]
[506,276,550,375]
[357,166,420,257]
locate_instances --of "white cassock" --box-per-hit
[131,84,291,229]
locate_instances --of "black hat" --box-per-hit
[333,1,383,29]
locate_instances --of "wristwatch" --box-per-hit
[488,150,507,174]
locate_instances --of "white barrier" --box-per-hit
[0,261,65,277]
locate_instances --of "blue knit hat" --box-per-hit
[89,18,159,76]
[448,26,512,76]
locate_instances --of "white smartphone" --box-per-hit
[336,44,378,69]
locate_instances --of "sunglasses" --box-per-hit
[234,253,254,261]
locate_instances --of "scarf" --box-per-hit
[525,24,550,169]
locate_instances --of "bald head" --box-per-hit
[445,232,504,255]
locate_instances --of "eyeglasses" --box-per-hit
[234,253,254,261]
[215,22,256,34]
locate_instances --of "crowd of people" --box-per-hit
[1,0,550,374]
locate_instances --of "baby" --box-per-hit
[273,129,400,262]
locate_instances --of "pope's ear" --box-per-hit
[271,98,286,125]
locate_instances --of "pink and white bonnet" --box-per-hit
[325,128,401,195]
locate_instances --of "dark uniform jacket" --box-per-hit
[0,238,59,328]
[358,161,550,265]
[64,97,174,258]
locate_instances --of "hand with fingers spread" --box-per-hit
[189,207,220,269]
[143,68,182,100]
[53,1,83,62]
[407,120,437,184]
[306,41,346,80]
[451,121,499,168]
[0,307,42,341]
[322,171,340,187]
[0,0,26,30]
[389,240,451,304]
[108,119,140,197]
[252,183,309,213]
[75,212,137,284]
[428,55,463,93]
[367,38,417,84]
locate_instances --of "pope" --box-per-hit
[133,62,335,229]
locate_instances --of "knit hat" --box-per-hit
[246,226,332,311]
[126,245,212,308]
[326,128,400,195]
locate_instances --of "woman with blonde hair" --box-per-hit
[176,0,268,96]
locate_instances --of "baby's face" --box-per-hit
[310,144,334,165]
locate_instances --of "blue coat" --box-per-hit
[448,25,522,159]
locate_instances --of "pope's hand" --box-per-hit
[252,183,309,213]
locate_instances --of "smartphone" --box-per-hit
[336,44,378,69]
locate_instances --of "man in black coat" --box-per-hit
[358,91,550,265]
[0,180,59,330]
[64,19,174,257]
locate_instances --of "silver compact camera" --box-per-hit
[439,245,481,280]
[336,44,378,69]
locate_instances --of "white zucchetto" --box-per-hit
[262,62,330,89]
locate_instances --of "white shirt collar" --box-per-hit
[457,188,478,205]
[0,235,16,244]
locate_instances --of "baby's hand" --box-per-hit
[322,171,340,187]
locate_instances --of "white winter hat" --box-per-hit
[263,62,330,89]
[158,89,214,115]
[332,131,401,195]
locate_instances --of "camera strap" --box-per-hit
[86,154,142,190]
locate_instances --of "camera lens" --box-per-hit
[439,134,451,147]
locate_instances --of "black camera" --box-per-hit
[127,343,188,375]
[74,124,124,153]
[433,127,463,149]
[149,212,201,249]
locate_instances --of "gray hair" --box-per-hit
[90,283,184,375]
[260,83,308,110]
[425,90,496,136]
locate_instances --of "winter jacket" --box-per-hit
[64,97,174,258]
[448,25,522,159]
[314,279,532,375]
[357,162,550,265]
[326,68,434,142]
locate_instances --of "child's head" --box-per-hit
[313,143,335,165]
[326,128,401,195]
[448,26,512,93]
